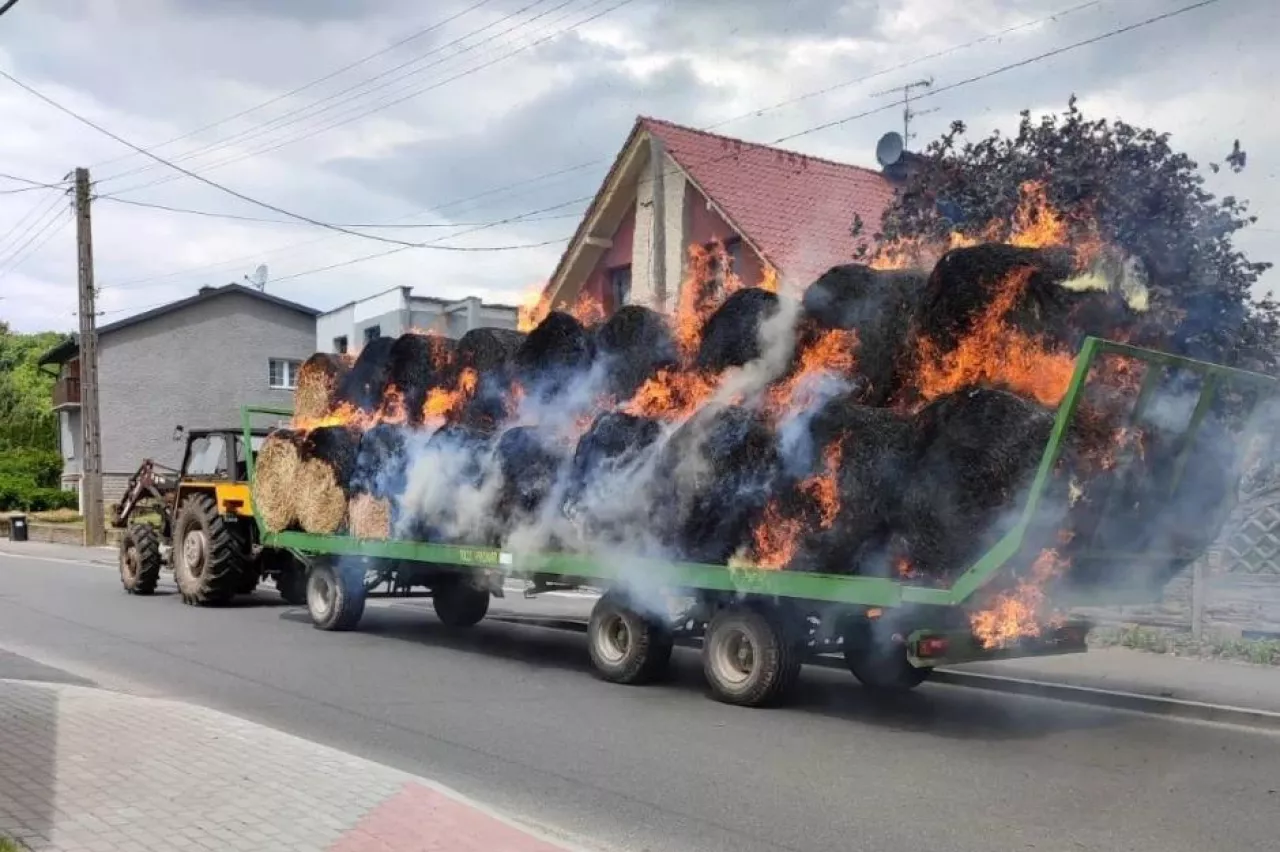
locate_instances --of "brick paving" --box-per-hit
[0,679,577,852]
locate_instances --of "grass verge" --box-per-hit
[1090,624,1280,666]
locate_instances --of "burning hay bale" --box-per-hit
[253,429,305,533]
[513,311,595,401]
[350,423,411,501]
[493,426,566,530]
[451,328,526,433]
[335,336,395,412]
[295,426,361,535]
[456,327,526,373]
[563,411,662,544]
[695,288,781,372]
[595,306,679,400]
[398,425,495,544]
[387,333,456,425]
[650,404,779,563]
[894,387,1055,578]
[802,265,924,405]
[294,353,351,423]
[348,492,392,540]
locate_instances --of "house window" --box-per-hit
[268,358,302,389]
[363,325,381,344]
[333,335,348,354]
[609,265,632,309]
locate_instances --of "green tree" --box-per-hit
[875,97,1278,371]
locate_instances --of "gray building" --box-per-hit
[315,286,518,354]
[40,284,317,508]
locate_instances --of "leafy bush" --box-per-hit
[0,476,77,512]
[0,447,62,488]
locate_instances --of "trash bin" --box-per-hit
[9,514,28,542]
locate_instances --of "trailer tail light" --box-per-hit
[916,636,949,658]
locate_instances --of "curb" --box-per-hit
[487,614,1280,730]
[925,669,1280,731]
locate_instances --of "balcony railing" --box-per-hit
[52,376,81,408]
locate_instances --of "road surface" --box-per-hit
[1,543,1277,852]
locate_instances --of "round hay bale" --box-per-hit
[650,404,779,563]
[348,493,392,540]
[350,423,411,500]
[456,327,526,373]
[801,264,925,405]
[494,426,566,530]
[596,306,679,400]
[294,353,351,423]
[513,311,594,400]
[387,333,456,425]
[335,336,395,412]
[695,288,781,372]
[295,426,361,535]
[253,429,304,533]
[563,412,662,542]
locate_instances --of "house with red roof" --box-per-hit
[542,116,901,313]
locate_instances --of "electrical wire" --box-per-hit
[0,0,22,19]
[0,190,66,259]
[91,0,499,172]
[0,209,70,283]
[0,171,70,195]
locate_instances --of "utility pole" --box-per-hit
[73,167,104,546]
[873,78,938,146]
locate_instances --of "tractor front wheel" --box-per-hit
[119,523,162,596]
[172,494,246,606]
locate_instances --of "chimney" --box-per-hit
[197,285,217,295]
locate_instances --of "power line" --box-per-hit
[0,170,70,194]
[98,0,572,186]
[0,209,70,283]
[90,0,499,173]
[0,190,66,260]
[0,0,22,18]
[94,194,584,228]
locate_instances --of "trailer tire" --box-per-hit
[306,561,365,631]
[703,606,802,707]
[432,578,490,628]
[844,629,931,693]
[119,523,162,596]
[587,593,673,685]
[172,494,245,606]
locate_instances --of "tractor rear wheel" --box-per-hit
[119,523,162,596]
[172,493,246,606]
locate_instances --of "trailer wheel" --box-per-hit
[703,606,802,707]
[587,593,673,685]
[119,523,162,596]
[172,494,245,606]
[432,578,490,628]
[306,561,366,631]
[844,628,931,693]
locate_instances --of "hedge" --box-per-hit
[0,477,78,512]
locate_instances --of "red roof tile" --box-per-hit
[639,116,897,287]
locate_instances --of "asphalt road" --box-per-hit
[2,543,1278,852]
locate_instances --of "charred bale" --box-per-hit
[456,327,526,373]
[650,404,779,563]
[350,423,411,501]
[295,426,361,534]
[563,412,662,544]
[801,264,925,405]
[596,306,679,400]
[253,429,305,533]
[335,336,395,412]
[452,328,525,434]
[493,426,566,533]
[695,288,781,372]
[513,311,595,401]
[294,353,351,422]
[895,387,1054,578]
[387,333,456,425]
[400,425,495,544]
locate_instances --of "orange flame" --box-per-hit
[768,328,858,414]
[969,548,1068,649]
[914,266,1076,407]
[798,440,843,529]
[423,367,479,427]
[568,287,607,328]
[673,241,746,357]
[751,499,802,570]
[758,264,780,294]
[377,385,408,425]
[622,368,719,421]
[518,286,553,333]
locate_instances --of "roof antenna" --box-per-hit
[872,78,937,146]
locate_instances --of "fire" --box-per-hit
[291,402,379,432]
[895,555,916,579]
[622,368,719,421]
[768,328,858,414]
[569,287,606,328]
[673,241,746,357]
[913,266,1076,407]
[423,367,478,426]
[518,286,553,332]
[378,385,408,425]
[969,548,1069,649]
[798,440,843,529]
[758,264,780,294]
[1008,180,1069,249]
[751,499,802,570]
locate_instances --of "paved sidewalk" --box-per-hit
[0,679,583,852]
[953,646,1280,713]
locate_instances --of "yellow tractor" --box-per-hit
[112,427,306,605]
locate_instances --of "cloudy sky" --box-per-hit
[0,0,1275,332]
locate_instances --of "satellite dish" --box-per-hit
[876,131,905,167]
[246,264,268,291]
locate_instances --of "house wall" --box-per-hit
[315,302,355,353]
[97,292,315,488]
[685,182,766,288]
[582,204,637,314]
[317,291,518,352]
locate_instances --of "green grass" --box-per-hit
[1090,625,1280,666]
[1,836,25,852]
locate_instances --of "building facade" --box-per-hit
[315,287,518,354]
[41,284,317,508]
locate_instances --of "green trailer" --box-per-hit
[241,337,1278,707]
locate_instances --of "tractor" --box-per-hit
[112,427,306,606]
